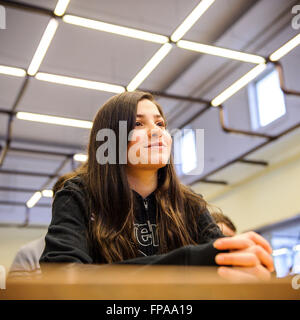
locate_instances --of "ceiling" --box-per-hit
[0,0,299,227]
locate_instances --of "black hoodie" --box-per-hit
[40,177,225,266]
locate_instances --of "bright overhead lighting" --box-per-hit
[27,19,59,76]
[16,111,93,129]
[127,43,173,92]
[42,189,54,197]
[294,244,300,252]
[63,15,169,44]
[177,40,266,64]
[0,65,26,77]
[269,33,300,62]
[26,191,42,208]
[35,72,125,93]
[54,0,70,16]
[272,248,289,257]
[73,154,88,162]
[211,63,267,107]
[171,0,215,42]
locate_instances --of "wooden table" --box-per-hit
[1,264,299,300]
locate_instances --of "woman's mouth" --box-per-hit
[145,141,166,148]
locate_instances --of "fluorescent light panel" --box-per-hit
[0,65,26,77]
[26,191,42,208]
[171,0,215,42]
[294,244,300,252]
[35,72,125,93]
[211,63,267,107]
[54,0,70,16]
[177,40,265,64]
[127,43,173,91]
[269,33,300,62]
[272,248,289,256]
[16,111,93,129]
[63,15,168,44]
[42,189,54,197]
[27,19,59,76]
[73,154,88,162]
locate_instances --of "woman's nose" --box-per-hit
[147,124,162,138]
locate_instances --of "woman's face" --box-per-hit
[127,99,172,170]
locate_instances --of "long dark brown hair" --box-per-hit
[53,91,209,263]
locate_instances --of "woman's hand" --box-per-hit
[213,231,274,280]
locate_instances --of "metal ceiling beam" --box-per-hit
[0,200,51,207]
[40,156,71,191]
[218,104,276,140]
[178,104,211,129]
[0,222,48,229]
[0,168,57,178]
[237,159,268,166]
[0,134,84,150]
[0,76,30,167]
[9,146,73,158]
[190,121,300,186]
[145,90,210,105]
[0,0,53,17]
[274,61,300,97]
[0,186,39,193]
[200,179,228,185]
[21,156,72,226]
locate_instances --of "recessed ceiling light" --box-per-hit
[35,72,125,93]
[177,40,266,64]
[127,43,173,91]
[73,154,88,162]
[0,65,26,77]
[27,19,59,76]
[211,64,267,107]
[42,190,54,197]
[269,33,300,62]
[63,15,169,44]
[26,191,42,208]
[54,0,70,17]
[16,111,93,129]
[171,0,215,42]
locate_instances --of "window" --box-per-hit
[254,215,300,278]
[174,129,197,175]
[249,68,286,129]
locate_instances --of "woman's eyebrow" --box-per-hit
[136,114,163,119]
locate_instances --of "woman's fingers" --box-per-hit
[214,232,273,260]
[214,231,272,254]
[215,251,259,267]
[249,245,274,272]
[214,237,254,250]
[217,265,271,282]
[246,231,273,254]
[215,246,274,272]
[213,232,274,273]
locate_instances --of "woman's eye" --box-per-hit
[135,121,165,127]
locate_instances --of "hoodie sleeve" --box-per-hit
[40,180,93,264]
[116,241,222,266]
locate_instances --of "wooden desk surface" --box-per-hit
[1,264,299,300]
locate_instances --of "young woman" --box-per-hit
[40,91,274,281]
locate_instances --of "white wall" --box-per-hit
[0,227,46,273]
[206,150,300,233]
